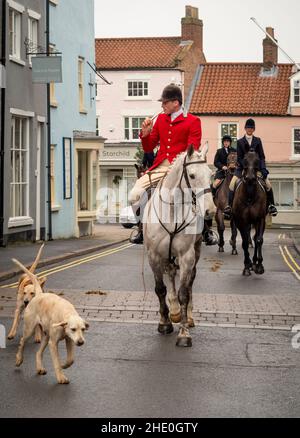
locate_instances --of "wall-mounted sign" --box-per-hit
[100,146,137,162]
[63,138,72,199]
[32,56,62,83]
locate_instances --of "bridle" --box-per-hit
[151,154,212,265]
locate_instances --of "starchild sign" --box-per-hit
[32,56,62,83]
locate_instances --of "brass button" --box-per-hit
[166,153,169,156]
[167,146,170,149]
[168,131,172,134]
[168,139,171,142]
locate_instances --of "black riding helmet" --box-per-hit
[222,135,232,145]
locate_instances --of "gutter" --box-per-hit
[0,0,6,247]
[46,0,53,240]
[184,64,204,114]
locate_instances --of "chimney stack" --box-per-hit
[181,5,203,51]
[263,27,278,70]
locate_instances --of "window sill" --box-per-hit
[8,216,34,228]
[51,205,61,212]
[290,155,300,160]
[124,97,152,101]
[79,109,88,115]
[9,56,26,67]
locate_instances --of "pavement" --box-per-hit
[0,318,299,418]
[0,224,132,281]
[292,231,300,256]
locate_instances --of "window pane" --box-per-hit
[124,129,129,140]
[132,118,138,128]
[132,129,139,139]
[14,151,20,183]
[281,182,294,209]
[294,129,300,142]
[21,151,26,183]
[294,142,300,155]
[124,117,129,129]
[15,118,20,148]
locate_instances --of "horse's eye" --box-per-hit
[189,174,196,180]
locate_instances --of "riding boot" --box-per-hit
[202,218,218,246]
[224,190,234,220]
[130,221,144,244]
[266,188,278,216]
[211,185,217,197]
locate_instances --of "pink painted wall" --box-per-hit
[96,70,183,143]
[199,115,300,165]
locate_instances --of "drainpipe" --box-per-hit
[0,0,6,247]
[46,0,53,240]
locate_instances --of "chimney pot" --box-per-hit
[263,27,278,70]
[181,5,203,50]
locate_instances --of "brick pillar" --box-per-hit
[181,5,203,51]
[263,27,278,70]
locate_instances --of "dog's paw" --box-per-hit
[37,368,47,375]
[7,333,15,340]
[62,360,74,369]
[34,336,42,344]
[57,375,70,384]
[15,356,23,367]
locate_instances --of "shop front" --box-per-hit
[98,143,139,223]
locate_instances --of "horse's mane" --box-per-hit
[168,149,203,173]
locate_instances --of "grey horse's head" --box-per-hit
[185,143,216,219]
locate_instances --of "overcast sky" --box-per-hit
[94,0,299,63]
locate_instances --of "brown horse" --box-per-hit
[232,151,267,276]
[214,152,238,254]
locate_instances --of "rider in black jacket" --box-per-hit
[212,135,236,196]
[224,118,278,219]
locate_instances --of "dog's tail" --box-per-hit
[29,243,45,273]
[12,258,43,295]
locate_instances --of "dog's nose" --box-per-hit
[77,340,84,346]
[24,300,29,306]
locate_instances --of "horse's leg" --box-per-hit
[176,252,195,347]
[240,228,252,276]
[168,266,181,323]
[253,219,265,275]
[248,226,253,248]
[154,271,173,335]
[187,240,201,328]
[230,219,238,255]
[216,209,225,252]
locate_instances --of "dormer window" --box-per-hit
[294,79,300,104]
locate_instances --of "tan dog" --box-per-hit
[12,258,89,385]
[8,244,46,342]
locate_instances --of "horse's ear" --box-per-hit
[187,144,194,158]
[201,141,209,159]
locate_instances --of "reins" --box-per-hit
[150,154,211,265]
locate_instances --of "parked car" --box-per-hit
[119,206,138,228]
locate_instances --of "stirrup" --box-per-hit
[223,206,232,220]
[130,230,144,244]
[268,205,278,217]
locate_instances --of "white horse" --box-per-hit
[143,143,216,347]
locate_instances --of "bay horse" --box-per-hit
[214,152,238,254]
[143,143,216,347]
[232,151,267,276]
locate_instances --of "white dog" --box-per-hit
[12,258,89,384]
[8,244,46,342]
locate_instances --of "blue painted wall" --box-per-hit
[49,0,95,238]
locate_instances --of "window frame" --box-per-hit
[271,178,300,211]
[293,79,300,105]
[126,80,150,99]
[27,16,39,65]
[9,116,30,220]
[292,127,300,158]
[124,116,150,141]
[9,7,22,60]
[218,122,239,149]
[78,57,86,113]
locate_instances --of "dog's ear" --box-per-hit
[52,321,67,328]
[84,320,89,330]
[39,276,47,288]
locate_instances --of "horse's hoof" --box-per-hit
[170,312,181,323]
[218,247,224,253]
[232,249,238,255]
[176,336,192,348]
[243,268,251,276]
[188,318,195,328]
[254,264,264,275]
[158,323,173,335]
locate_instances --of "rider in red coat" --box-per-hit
[129,84,217,246]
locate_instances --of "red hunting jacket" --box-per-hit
[139,112,202,172]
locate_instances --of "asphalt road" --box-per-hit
[2,229,297,297]
[1,319,300,418]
